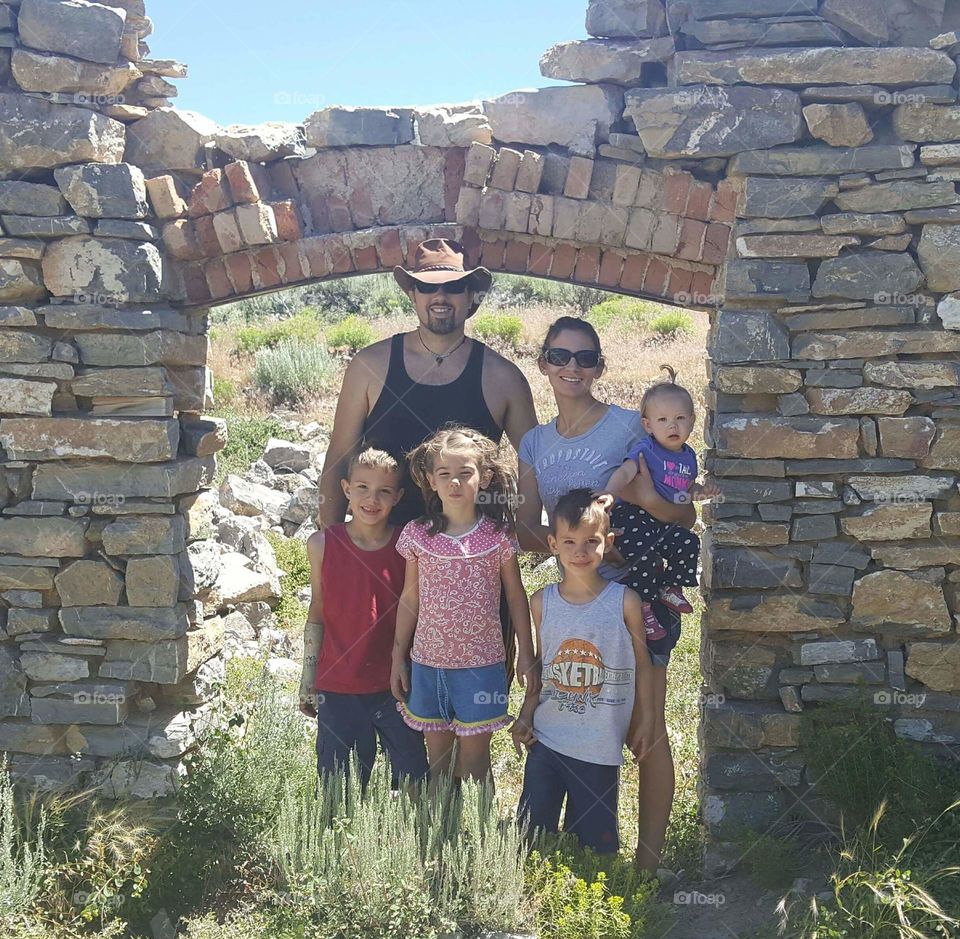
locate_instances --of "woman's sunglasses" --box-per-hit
[543,347,601,369]
[413,278,471,295]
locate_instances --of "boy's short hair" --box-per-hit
[551,488,611,535]
[346,447,402,482]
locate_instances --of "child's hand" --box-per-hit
[591,491,615,511]
[298,692,317,719]
[516,650,539,692]
[628,719,654,764]
[390,656,410,702]
[603,542,627,567]
[510,709,537,757]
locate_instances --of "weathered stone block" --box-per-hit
[125,108,219,176]
[919,225,960,292]
[729,144,914,177]
[0,259,45,303]
[714,367,801,395]
[586,0,666,37]
[0,181,67,216]
[709,312,789,364]
[703,593,844,632]
[893,103,960,143]
[54,560,123,606]
[304,106,413,147]
[0,646,29,718]
[847,474,954,501]
[870,540,960,570]
[0,417,178,462]
[61,604,189,640]
[541,37,673,85]
[723,259,810,302]
[99,637,187,684]
[841,503,932,541]
[905,641,960,692]
[877,416,936,458]
[0,517,87,557]
[101,516,186,555]
[18,0,126,65]
[42,237,163,302]
[802,103,873,147]
[32,457,215,501]
[714,415,860,459]
[125,555,179,607]
[739,177,837,219]
[921,425,960,471]
[706,545,802,589]
[806,387,913,415]
[852,569,951,632]
[811,251,922,300]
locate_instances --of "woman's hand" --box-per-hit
[390,655,410,702]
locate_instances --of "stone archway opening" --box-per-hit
[0,0,958,878]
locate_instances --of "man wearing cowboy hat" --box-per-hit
[318,237,537,528]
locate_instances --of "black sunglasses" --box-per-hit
[413,278,471,295]
[543,347,601,368]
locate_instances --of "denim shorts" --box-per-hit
[399,661,512,736]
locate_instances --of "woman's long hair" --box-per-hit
[407,425,517,535]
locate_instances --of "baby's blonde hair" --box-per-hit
[640,364,694,416]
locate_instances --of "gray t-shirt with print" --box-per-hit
[519,403,644,517]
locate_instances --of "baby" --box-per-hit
[601,366,719,640]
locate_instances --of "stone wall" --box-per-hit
[0,0,958,856]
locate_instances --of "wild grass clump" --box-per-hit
[471,312,524,347]
[1,765,46,924]
[252,340,337,404]
[650,311,693,337]
[325,314,376,353]
[587,297,662,330]
[265,532,311,633]
[235,309,322,355]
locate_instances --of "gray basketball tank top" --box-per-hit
[533,581,635,766]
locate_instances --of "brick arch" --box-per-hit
[165,147,732,309]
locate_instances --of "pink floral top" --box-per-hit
[396,516,518,669]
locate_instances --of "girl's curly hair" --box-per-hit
[407,425,518,535]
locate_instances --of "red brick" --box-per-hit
[619,253,649,292]
[686,181,713,222]
[327,235,355,275]
[444,148,466,222]
[353,244,379,272]
[690,270,716,305]
[504,239,529,273]
[702,223,731,265]
[250,246,283,290]
[377,228,404,268]
[193,215,220,258]
[642,257,670,296]
[676,218,707,262]
[278,241,307,282]
[574,246,601,284]
[204,258,233,300]
[162,219,202,261]
[224,252,254,295]
[663,172,692,216]
[189,169,232,218]
[348,187,375,228]
[528,243,553,277]
[709,180,737,223]
[272,201,303,241]
[224,161,270,204]
[666,265,693,301]
[181,262,211,304]
[301,237,331,278]
[480,238,506,270]
[551,244,578,280]
[597,251,624,289]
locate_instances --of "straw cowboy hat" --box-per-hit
[393,238,493,302]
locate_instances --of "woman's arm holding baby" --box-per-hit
[621,458,697,528]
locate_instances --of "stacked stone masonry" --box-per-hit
[0,0,958,856]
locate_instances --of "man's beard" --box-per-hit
[425,312,457,334]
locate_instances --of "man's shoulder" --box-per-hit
[352,334,395,365]
[478,340,526,383]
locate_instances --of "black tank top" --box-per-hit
[362,334,503,525]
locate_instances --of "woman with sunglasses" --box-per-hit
[516,315,695,875]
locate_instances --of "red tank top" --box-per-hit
[316,523,405,694]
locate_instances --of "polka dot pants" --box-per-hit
[609,503,700,603]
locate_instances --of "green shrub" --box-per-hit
[275,762,529,937]
[587,297,660,330]
[265,532,311,633]
[211,413,286,486]
[235,309,322,355]
[252,340,337,405]
[487,275,606,313]
[650,311,693,337]
[325,314,376,353]
[1,765,46,923]
[471,312,523,347]
[212,375,237,408]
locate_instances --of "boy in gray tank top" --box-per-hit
[512,489,655,854]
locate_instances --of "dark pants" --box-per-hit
[315,689,428,787]
[610,503,700,603]
[519,742,620,854]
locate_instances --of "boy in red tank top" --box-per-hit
[299,448,428,786]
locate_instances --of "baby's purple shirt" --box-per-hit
[626,435,698,504]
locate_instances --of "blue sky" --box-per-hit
[148,0,587,127]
